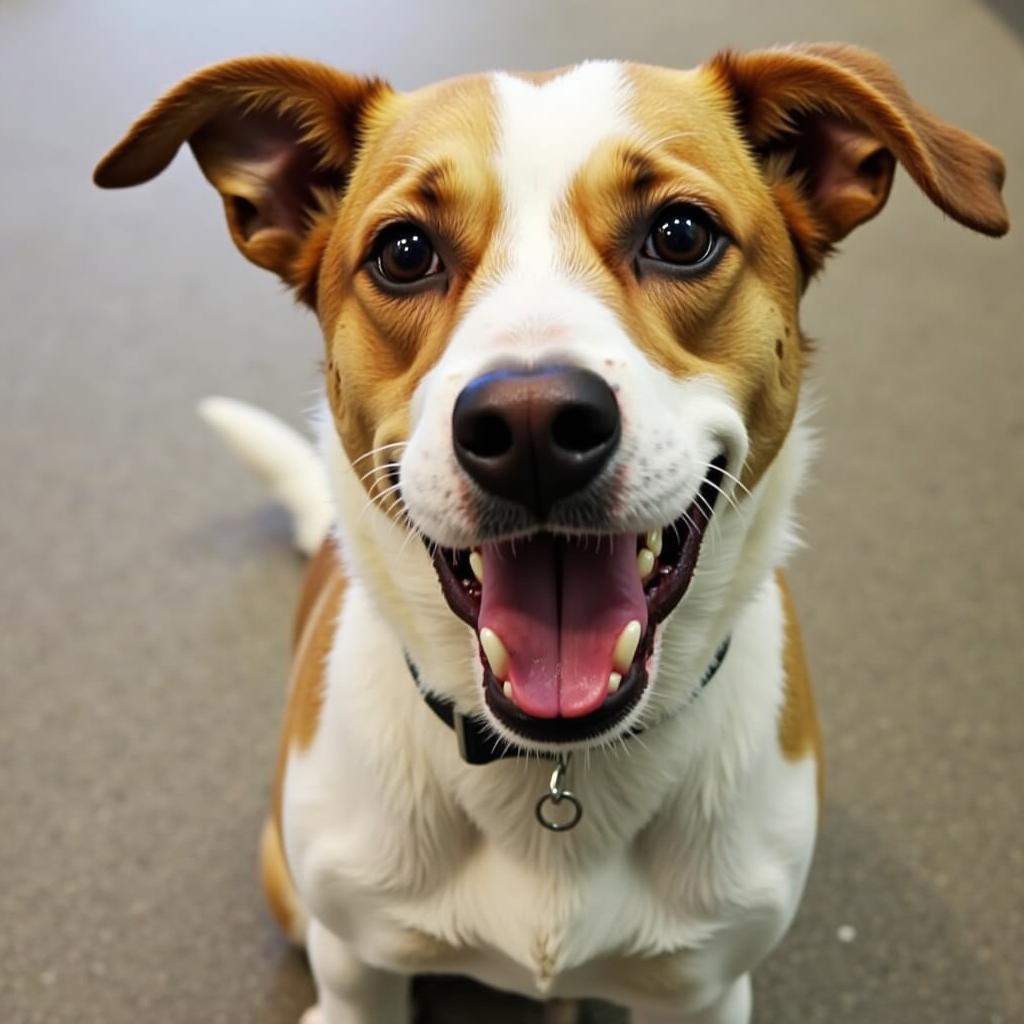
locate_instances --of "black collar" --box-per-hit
[406,637,731,766]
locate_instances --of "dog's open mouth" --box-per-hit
[429,457,727,744]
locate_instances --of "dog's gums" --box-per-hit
[429,457,726,744]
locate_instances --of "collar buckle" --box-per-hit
[452,710,471,763]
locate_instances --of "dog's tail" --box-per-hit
[197,397,332,556]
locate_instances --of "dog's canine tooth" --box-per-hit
[607,672,622,694]
[502,680,513,701]
[636,548,655,579]
[645,529,663,557]
[469,550,484,582]
[612,620,642,673]
[480,627,510,680]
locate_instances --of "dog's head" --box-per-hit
[97,47,1006,752]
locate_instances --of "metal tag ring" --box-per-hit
[535,789,583,832]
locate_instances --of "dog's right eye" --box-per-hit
[370,223,443,290]
[637,203,728,279]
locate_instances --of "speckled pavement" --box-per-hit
[1,2,1021,1022]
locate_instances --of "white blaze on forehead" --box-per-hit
[402,64,750,555]
[491,62,633,274]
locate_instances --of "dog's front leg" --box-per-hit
[630,975,752,1024]
[301,919,411,1024]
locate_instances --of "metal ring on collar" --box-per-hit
[535,754,583,832]
[535,789,583,831]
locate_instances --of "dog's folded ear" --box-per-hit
[94,57,390,303]
[709,44,1008,273]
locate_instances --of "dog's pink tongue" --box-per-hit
[479,535,647,719]
[479,536,559,717]
[560,536,647,716]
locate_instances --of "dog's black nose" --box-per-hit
[452,366,620,519]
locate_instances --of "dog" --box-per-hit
[95,44,1007,1023]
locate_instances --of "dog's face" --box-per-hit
[97,47,1006,750]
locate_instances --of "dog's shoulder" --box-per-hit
[273,537,347,830]
[293,535,346,647]
[775,571,823,803]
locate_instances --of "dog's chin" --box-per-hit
[424,457,727,750]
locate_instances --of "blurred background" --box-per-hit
[1,1,1021,1022]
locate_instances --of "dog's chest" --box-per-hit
[302,776,813,1006]
[289,577,817,1005]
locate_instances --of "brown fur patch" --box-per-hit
[315,76,501,489]
[602,63,807,491]
[776,571,824,804]
[292,534,342,646]
[273,538,347,834]
[260,815,301,940]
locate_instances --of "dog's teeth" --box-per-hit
[645,529,663,557]
[469,550,484,582]
[612,620,642,673]
[607,672,622,694]
[502,680,513,701]
[637,548,655,579]
[480,627,510,679]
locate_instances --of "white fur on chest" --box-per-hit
[282,568,817,1010]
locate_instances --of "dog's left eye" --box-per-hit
[641,204,722,270]
[370,223,443,288]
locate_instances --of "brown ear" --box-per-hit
[94,57,390,302]
[710,44,1008,272]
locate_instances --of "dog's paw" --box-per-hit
[299,1006,324,1024]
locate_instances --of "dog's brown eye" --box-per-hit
[373,223,442,286]
[643,205,717,267]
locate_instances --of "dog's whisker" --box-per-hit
[357,481,405,522]
[370,480,404,506]
[678,509,701,538]
[713,465,751,499]
[357,461,403,487]
[625,730,653,760]
[350,441,408,470]
[703,463,751,506]
[692,491,728,550]
[383,492,408,519]
[700,480,744,521]
[396,520,425,559]
[695,472,746,530]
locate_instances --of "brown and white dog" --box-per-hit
[96,45,1007,1023]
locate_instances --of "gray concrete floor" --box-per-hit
[2,1,1022,1022]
